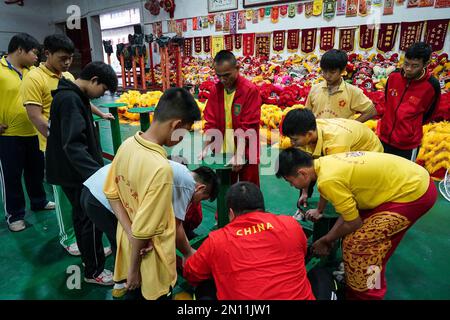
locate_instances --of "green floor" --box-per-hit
[1,100,449,300]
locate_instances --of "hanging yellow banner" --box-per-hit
[211,35,224,58]
[313,0,323,16]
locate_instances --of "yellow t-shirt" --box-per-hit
[314,152,430,222]
[21,63,75,151]
[103,132,176,300]
[305,80,375,119]
[223,90,236,154]
[302,118,384,158]
[0,57,36,136]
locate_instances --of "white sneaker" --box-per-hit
[8,220,26,232]
[84,269,114,286]
[64,242,81,256]
[43,201,55,210]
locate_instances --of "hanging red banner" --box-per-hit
[271,6,279,23]
[203,36,211,53]
[183,38,192,57]
[224,13,230,32]
[399,21,424,51]
[301,28,317,53]
[383,0,394,15]
[238,11,246,30]
[339,28,356,52]
[359,25,376,50]
[280,5,288,16]
[298,3,304,14]
[272,30,285,52]
[243,33,255,56]
[259,8,265,19]
[182,19,187,32]
[377,23,399,52]
[425,19,449,51]
[234,34,242,50]
[194,37,202,53]
[346,0,358,16]
[224,34,233,51]
[287,29,300,51]
[255,33,271,57]
[192,17,198,31]
[435,0,450,7]
[305,2,314,17]
[320,27,336,51]
[252,9,259,23]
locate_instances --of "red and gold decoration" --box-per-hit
[194,37,202,53]
[301,28,317,53]
[203,36,211,53]
[280,5,289,17]
[425,19,449,51]
[305,2,314,17]
[359,24,376,50]
[271,6,279,23]
[224,13,230,32]
[235,34,243,50]
[238,11,246,30]
[287,29,300,52]
[192,17,199,31]
[224,34,233,51]
[346,0,358,16]
[246,9,253,21]
[144,0,160,15]
[211,36,224,58]
[399,21,425,51]
[339,27,356,52]
[243,33,255,56]
[255,33,271,57]
[383,0,394,15]
[259,7,265,19]
[435,0,450,7]
[320,27,336,51]
[183,38,192,57]
[377,23,399,52]
[273,30,285,53]
[358,0,371,16]
[160,0,175,19]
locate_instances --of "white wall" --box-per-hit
[0,0,55,51]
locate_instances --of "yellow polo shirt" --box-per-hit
[301,118,383,158]
[104,132,176,300]
[305,79,374,119]
[0,56,36,136]
[223,90,236,154]
[314,152,430,222]
[21,63,75,151]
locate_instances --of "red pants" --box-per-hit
[231,164,260,187]
[343,179,437,300]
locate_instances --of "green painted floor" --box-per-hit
[1,100,449,300]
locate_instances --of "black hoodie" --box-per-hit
[46,78,104,187]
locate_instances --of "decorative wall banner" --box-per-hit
[194,37,202,53]
[372,0,383,5]
[243,33,255,56]
[337,0,347,14]
[298,3,304,14]
[305,2,314,17]
[399,21,424,51]
[215,13,223,32]
[224,12,230,32]
[358,0,371,16]
[435,0,450,7]
[182,19,188,32]
[265,7,271,16]
[313,0,324,15]
[425,19,449,51]
[339,27,356,52]
[419,0,434,6]
[235,34,242,50]
[183,38,192,57]
[259,7,265,19]
[224,34,234,51]
[246,9,253,20]
[280,5,289,17]
[238,11,247,30]
[202,16,209,28]
[255,33,271,57]
[152,22,162,37]
[208,15,215,25]
[273,30,286,52]
[192,17,199,31]
[288,4,297,17]
[176,20,183,35]
[203,36,211,53]
[211,36,224,58]
[287,29,300,51]
[346,0,358,16]
[271,6,279,23]
[377,23,399,52]
[230,11,237,34]
[359,24,376,50]
[167,20,176,33]
[383,0,394,15]
[320,27,336,51]
[252,9,259,23]
[301,28,317,53]
[323,0,337,20]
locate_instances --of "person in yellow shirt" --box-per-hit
[103,87,201,300]
[281,108,383,220]
[0,33,55,232]
[305,49,377,122]
[276,148,437,300]
[21,34,113,256]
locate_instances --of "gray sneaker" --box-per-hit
[8,220,26,232]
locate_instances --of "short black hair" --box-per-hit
[226,182,265,215]
[43,34,75,54]
[8,33,40,54]
[193,166,220,201]
[79,61,118,93]
[405,42,432,64]
[320,49,348,71]
[214,50,237,66]
[154,87,201,124]
[276,148,314,178]
[281,109,317,136]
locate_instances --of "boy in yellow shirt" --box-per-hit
[276,148,437,299]
[305,49,377,122]
[281,108,383,220]
[103,88,201,300]
[0,33,54,232]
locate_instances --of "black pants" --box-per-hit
[0,135,47,224]
[382,141,418,161]
[61,185,105,278]
[80,187,117,257]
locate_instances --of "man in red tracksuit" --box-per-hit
[378,42,441,161]
[201,50,262,186]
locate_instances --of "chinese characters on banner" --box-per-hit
[243,33,255,56]
[255,33,271,57]
[359,25,376,50]
[211,36,224,58]
[377,23,399,52]
[399,21,424,51]
[287,29,300,52]
[346,0,358,16]
[301,28,318,53]
[235,34,242,50]
[194,37,202,53]
[273,30,285,52]
[224,34,233,51]
[339,28,356,52]
[183,38,192,57]
[425,19,449,51]
[203,36,211,53]
[320,27,336,51]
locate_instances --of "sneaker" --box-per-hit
[64,242,81,256]
[84,269,114,286]
[8,220,26,232]
[112,282,127,298]
[43,201,55,210]
[104,246,112,257]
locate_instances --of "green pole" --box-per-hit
[127,106,155,132]
[98,102,127,155]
